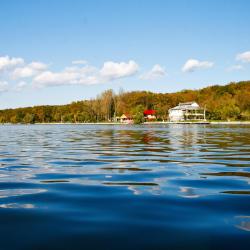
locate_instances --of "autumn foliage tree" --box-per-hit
[0,81,250,123]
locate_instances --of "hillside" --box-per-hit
[1,81,250,123]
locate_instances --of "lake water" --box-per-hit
[0,124,249,249]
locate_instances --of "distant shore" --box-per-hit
[145,121,250,125]
[209,121,250,124]
[1,121,250,125]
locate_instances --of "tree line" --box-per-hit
[0,81,250,123]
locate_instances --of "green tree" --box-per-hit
[132,105,145,124]
[24,113,35,123]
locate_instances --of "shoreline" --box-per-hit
[1,121,250,125]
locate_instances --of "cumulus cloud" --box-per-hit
[227,65,244,72]
[0,55,139,90]
[72,60,88,65]
[12,61,47,79]
[33,70,81,86]
[33,60,139,87]
[140,64,166,80]
[100,60,139,80]
[182,59,214,73]
[0,56,24,71]
[0,81,9,92]
[13,81,28,91]
[33,65,99,87]
[29,62,47,71]
[236,51,250,63]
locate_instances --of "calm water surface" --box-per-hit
[0,124,250,249]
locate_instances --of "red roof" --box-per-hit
[144,110,156,115]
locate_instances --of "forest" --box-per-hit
[0,81,250,123]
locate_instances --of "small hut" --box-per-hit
[144,110,156,121]
[118,114,134,123]
[168,102,206,122]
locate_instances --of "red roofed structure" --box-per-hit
[144,110,156,115]
[144,110,156,120]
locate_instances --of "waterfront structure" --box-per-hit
[117,114,134,123]
[144,110,156,121]
[168,102,206,122]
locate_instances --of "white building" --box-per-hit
[168,102,206,122]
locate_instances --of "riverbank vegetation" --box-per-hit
[0,81,250,123]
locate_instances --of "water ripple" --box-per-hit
[0,124,250,249]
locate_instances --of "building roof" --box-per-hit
[120,113,132,119]
[144,109,156,115]
[169,102,201,111]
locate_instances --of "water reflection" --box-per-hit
[101,167,150,172]
[202,172,250,178]
[179,187,200,198]
[40,180,70,183]
[0,125,250,197]
[0,189,46,198]
[103,181,158,186]
[234,216,250,232]
[0,124,250,249]
[222,190,250,195]
[0,203,35,209]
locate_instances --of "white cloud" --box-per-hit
[182,59,214,73]
[100,60,139,80]
[12,61,47,79]
[0,81,9,92]
[12,67,34,79]
[33,71,79,86]
[227,65,244,72]
[33,60,139,87]
[29,62,47,71]
[14,81,28,91]
[33,65,99,87]
[64,65,96,75]
[0,56,139,89]
[236,51,250,63]
[140,64,166,80]
[0,56,24,71]
[72,60,88,65]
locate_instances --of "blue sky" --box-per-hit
[0,0,250,109]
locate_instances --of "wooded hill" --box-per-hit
[1,81,250,123]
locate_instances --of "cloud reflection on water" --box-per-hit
[234,216,250,232]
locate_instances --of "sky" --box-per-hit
[0,0,250,109]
